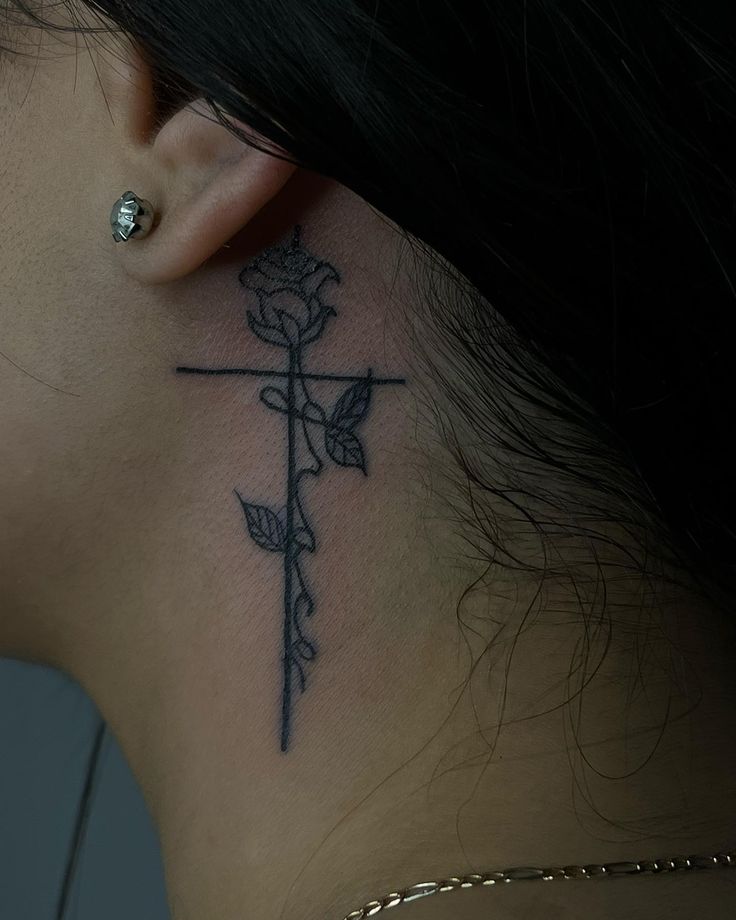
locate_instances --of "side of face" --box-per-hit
[0,13,414,681]
[0,20,274,664]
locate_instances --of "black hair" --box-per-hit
[5,0,736,604]
[4,4,736,909]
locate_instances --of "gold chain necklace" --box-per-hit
[340,849,736,919]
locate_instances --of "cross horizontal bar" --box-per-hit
[176,366,406,386]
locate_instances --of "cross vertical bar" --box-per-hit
[280,345,298,752]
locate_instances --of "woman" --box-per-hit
[1,1,734,918]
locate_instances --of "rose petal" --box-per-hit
[300,307,335,345]
[277,310,302,345]
[302,263,340,298]
[246,312,290,347]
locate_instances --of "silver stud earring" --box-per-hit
[110,190,157,242]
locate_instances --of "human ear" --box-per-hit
[101,39,298,285]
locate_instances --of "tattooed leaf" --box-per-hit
[294,591,315,620]
[260,385,288,414]
[291,656,307,692]
[330,378,372,430]
[237,494,286,552]
[302,400,326,425]
[293,637,316,661]
[294,526,316,553]
[324,425,366,473]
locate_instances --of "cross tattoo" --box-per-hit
[177,226,406,751]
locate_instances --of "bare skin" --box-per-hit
[1,9,735,920]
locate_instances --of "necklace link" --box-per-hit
[340,849,736,919]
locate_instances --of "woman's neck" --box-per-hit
[40,187,736,919]
[63,522,736,920]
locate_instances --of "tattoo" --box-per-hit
[177,226,406,751]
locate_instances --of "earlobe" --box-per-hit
[121,124,297,284]
[103,42,297,285]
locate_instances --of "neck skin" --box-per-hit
[8,180,736,920]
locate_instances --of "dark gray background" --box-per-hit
[0,658,170,920]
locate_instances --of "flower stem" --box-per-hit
[280,346,298,752]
